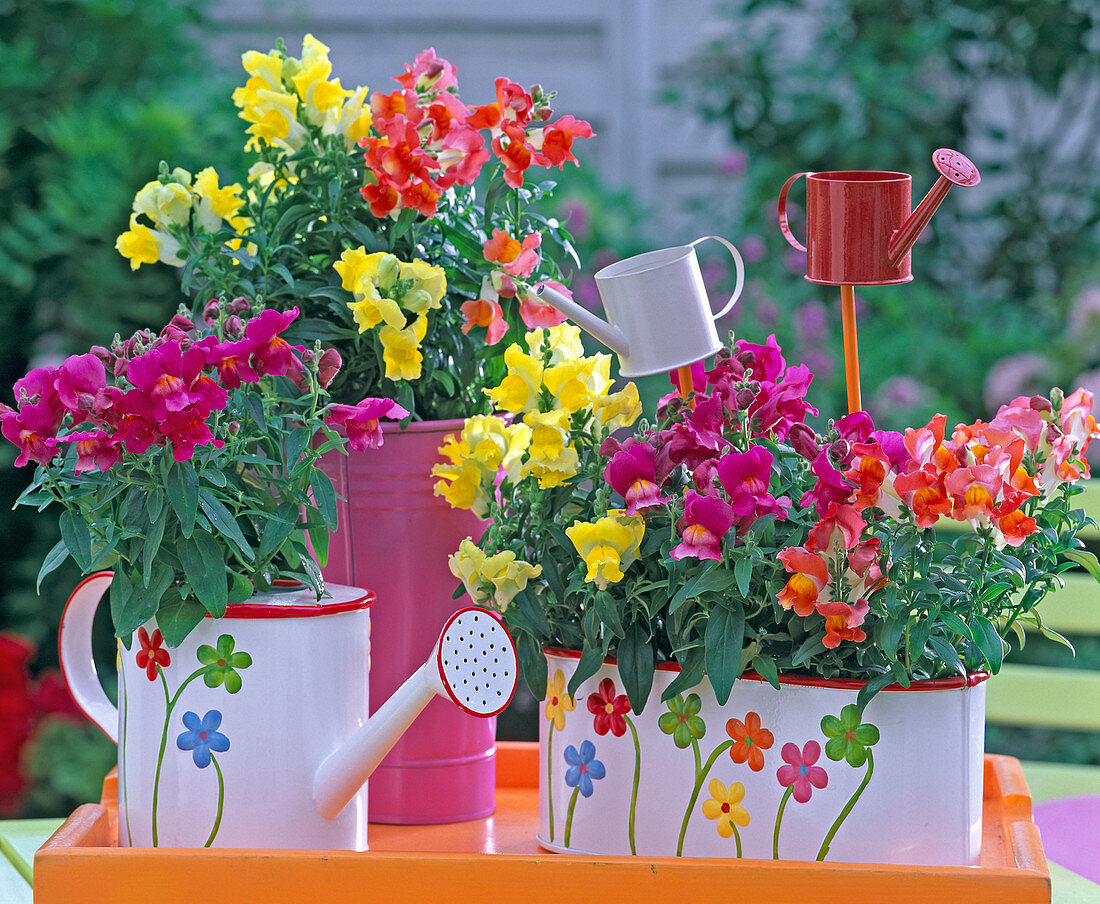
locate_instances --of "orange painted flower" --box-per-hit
[777,547,829,616]
[725,711,774,772]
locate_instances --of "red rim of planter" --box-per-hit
[542,645,990,690]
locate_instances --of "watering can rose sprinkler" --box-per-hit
[534,236,746,400]
[778,148,981,414]
[60,574,517,849]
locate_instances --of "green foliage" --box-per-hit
[21,717,118,819]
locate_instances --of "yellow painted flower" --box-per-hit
[132,179,192,228]
[379,315,427,381]
[565,510,645,589]
[545,668,576,730]
[593,382,643,431]
[525,323,585,364]
[192,167,244,232]
[544,354,612,414]
[486,344,545,414]
[115,215,182,270]
[701,778,750,837]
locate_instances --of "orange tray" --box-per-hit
[34,742,1051,904]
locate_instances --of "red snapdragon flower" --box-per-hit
[324,398,410,452]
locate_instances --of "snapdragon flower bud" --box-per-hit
[377,254,400,293]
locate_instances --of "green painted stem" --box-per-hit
[563,786,580,848]
[624,715,641,855]
[816,749,875,862]
[772,785,794,860]
[151,667,205,847]
[676,740,734,856]
[204,755,225,848]
[547,725,555,842]
[731,822,743,859]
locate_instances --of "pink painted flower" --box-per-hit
[482,229,541,278]
[1,403,61,467]
[324,398,410,452]
[110,389,161,455]
[672,490,735,561]
[716,446,790,531]
[604,439,668,515]
[777,740,828,803]
[834,411,875,445]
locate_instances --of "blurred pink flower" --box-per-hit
[783,248,807,276]
[559,198,591,243]
[740,235,766,264]
[1069,285,1100,336]
[983,353,1052,414]
[794,300,829,347]
[801,348,835,382]
[869,376,931,419]
[718,150,748,177]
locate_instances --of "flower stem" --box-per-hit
[731,821,743,859]
[772,785,794,859]
[151,667,206,847]
[546,723,555,842]
[204,754,225,848]
[624,714,641,855]
[816,749,875,861]
[676,739,734,856]
[563,785,580,848]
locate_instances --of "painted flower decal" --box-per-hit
[701,778,750,837]
[176,709,230,768]
[586,677,630,737]
[658,693,706,749]
[777,740,829,803]
[135,626,170,680]
[197,634,253,693]
[726,711,774,772]
[544,668,576,730]
[821,704,881,766]
[563,740,606,798]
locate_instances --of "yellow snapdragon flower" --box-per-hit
[433,438,493,516]
[399,259,447,311]
[593,382,643,431]
[544,354,612,414]
[525,323,585,364]
[448,538,542,610]
[326,85,373,146]
[461,416,531,481]
[192,168,244,232]
[379,315,427,381]
[565,510,645,589]
[132,179,192,229]
[115,215,182,270]
[486,343,545,414]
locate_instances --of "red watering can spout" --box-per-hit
[887,148,980,268]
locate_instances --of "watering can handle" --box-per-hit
[688,235,745,321]
[58,571,119,743]
[778,172,812,253]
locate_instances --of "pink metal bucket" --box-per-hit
[320,419,493,824]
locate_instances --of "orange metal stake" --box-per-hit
[839,284,861,414]
[676,364,696,407]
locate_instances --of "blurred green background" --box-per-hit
[1,0,1098,817]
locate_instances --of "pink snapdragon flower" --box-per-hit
[745,363,818,441]
[671,490,735,561]
[604,439,668,515]
[806,502,865,556]
[522,281,570,329]
[656,393,729,477]
[244,308,304,379]
[324,398,410,451]
[126,340,210,420]
[716,446,790,532]
[56,354,107,422]
[1,402,60,467]
[800,450,853,517]
[58,430,122,475]
[735,334,785,383]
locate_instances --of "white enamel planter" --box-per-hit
[539,649,987,866]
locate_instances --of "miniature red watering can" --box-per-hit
[534,236,745,377]
[778,148,981,286]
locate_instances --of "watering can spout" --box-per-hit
[312,607,517,821]
[534,283,630,357]
[887,148,980,268]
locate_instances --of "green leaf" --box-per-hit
[145,489,165,523]
[142,510,167,586]
[178,531,228,617]
[593,590,625,639]
[791,631,827,667]
[669,564,736,614]
[284,428,310,471]
[109,568,134,636]
[705,602,745,705]
[970,615,1006,673]
[36,539,69,592]
[156,598,208,648]
[938,610,974,642]
[856,671,896,715]
[566,640,607,699]
[927,635,966,676]
[59,510,92,572]
[167,460,199,539]
[259,504,299,560]
[309,469,339,531]
[115,565,173,638]
[516,631,548,700]
[1063,548,1100,583]
[734,556,753,598]
[662,648,706,701]
[751,653,781,690]
[617,622,655,715]
[307,508,330,568]
[198,490,254,561]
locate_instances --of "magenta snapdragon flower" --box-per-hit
[671,490,735,561]
[604,439,668,515]
[716,446,790,532]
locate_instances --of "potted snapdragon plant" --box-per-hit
[2,307,405,847]
[113,36,596,822]
[435,330,1100,865]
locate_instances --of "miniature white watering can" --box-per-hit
[59,574,516,849]
[535,236,745,377]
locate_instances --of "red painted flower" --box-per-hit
[777,740,828,803]
[726,711,774,772]
[586,677,631,737]
[135,627,170,681]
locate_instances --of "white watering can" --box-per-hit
[534,236,745,377]
[59,574,517,849]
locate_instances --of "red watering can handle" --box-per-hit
[778,172,812,253]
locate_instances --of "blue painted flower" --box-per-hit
[176,710,230,769]
[563,740,606,798]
